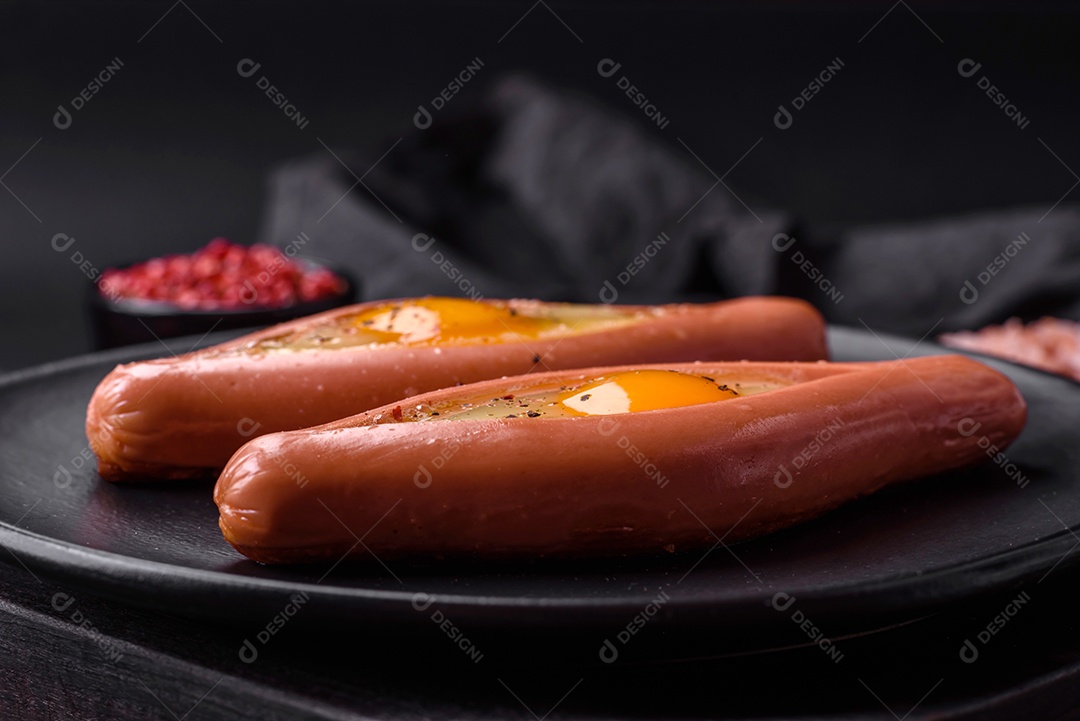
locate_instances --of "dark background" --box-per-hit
[2,0,1078,370]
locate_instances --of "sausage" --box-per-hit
[86,296,827,481]
[214,355,1027,564]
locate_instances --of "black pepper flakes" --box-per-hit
[526,411,541,417]
[532,354,541,364]
[506,414,518,418]
[580,393,592,401]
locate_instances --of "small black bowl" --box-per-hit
[86,258,359,350]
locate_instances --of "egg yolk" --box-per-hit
[247,297,639,351]
[390,369,789,423]
[350,297,554,344]
[556,371,738,416]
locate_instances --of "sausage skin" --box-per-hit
[86,296,826,481]
[214,355,1027,564]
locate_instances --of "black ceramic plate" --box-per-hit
[0,327,1077,654]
